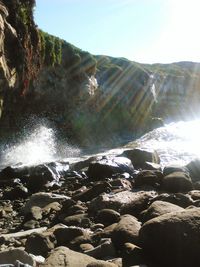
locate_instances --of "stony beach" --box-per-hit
[0,148,200,267]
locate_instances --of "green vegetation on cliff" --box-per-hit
[38,30,97,76]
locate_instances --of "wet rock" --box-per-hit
[25,164,59,192]
[120,149,160,169]
[134,170,163,188]
[73,181,112,202]
[141,200,184,222]
[3,185,29,200]
[0,162,68,192]
[41,246,96,267]
[0,249,34,266]
[0,166,21,181]
[22,192,68,214]
[70,156,97,171]
[139,208,200,267]
[95,209,120,226]
[120,191,157,218]
[25,232,55,257]
[87,156,134,180]
[162,171,193,192]
[89,191,157,214]
[111,215,141,251]
[141,162,161,171]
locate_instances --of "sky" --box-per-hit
[34,0,200,64]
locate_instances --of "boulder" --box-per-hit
[150,192,193,208]
[41,246,96,267]
[141,200,184,222]
[61,213,90,227]
[84,238,116,260]
[162,171,193,192]
[186,159,200,182]
[120,149,160,169]
[25,232,55,257]
[89,191,157,214]
[87,156,134,180]
[120,191,157,218]
[111,215,141,250]
[53,225,90,247]
[3,184,29,200]
[163,165,190,176]
[22,192,68,214]
[0,249,34,266]
[95,209,120,226]
[122,243,145,267]
[139,208,200,267]
[0,162,69,192]
[134,170,163,188]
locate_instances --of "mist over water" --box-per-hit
[1,119,200,169]
[0,124,81,168]
[135,120,200,166]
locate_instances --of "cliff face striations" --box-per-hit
[0,0,40,130]
[0,0,200,145]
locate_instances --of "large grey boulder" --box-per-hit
[139,208,200,267]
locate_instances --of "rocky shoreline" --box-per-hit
[0,148,200,267]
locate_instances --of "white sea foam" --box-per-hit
[0,125,81,167]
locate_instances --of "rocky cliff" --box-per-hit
[0,0,200,146]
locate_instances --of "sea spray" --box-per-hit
[0,124,81,167]
[133,120,200,166]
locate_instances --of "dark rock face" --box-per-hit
[139,208,200,267]
[134,170,163,188]
[120,149,160,169]
[0,161,69,192]
[87,156,134,180]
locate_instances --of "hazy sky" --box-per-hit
[34,0,200,64]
